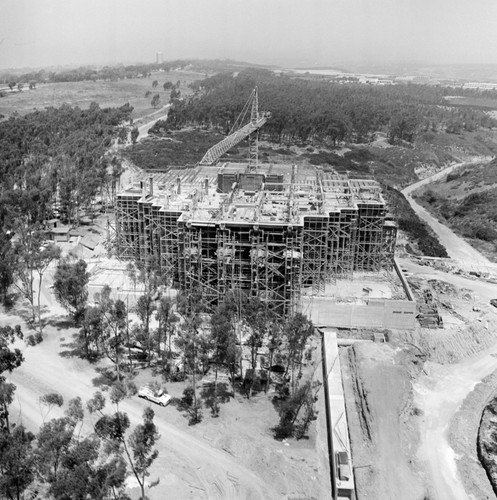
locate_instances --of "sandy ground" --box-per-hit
[3,302,327,499]
[2,255,327,500]
[342,156,497,500]
[414,347,497,500]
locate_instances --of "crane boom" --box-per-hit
[199,87,269,166]
[199,115,267,166]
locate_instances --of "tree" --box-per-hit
[95,286,127,380]
[0,425,36,500]
[7,81,16,91]
[175,290,205,424]
[117,127,128,144]
[79,305,104,360]
[283,313,314,394]
[155,296,179,375]
[48,437,127,500]
[388,106,421,144]
[0,324,24,431]
[87,384,158,500]
[128,407,160,499]
[151,94,160,109]
[36,416,74,482]
[36,396,128,499]
[163,81,173,91]
[39,392,64,422]
[210,293,241,395]
[152,80,158,89]
[135,294,156,365]
[12,225,61,331]
[17,83,23,92]
[273,380,321,440]
[0,231,14,305]
[53,258,90,324]
[130,126,139,144]
[169,88,181,101]
[241,297,276,398]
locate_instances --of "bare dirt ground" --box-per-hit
[2,259,327,500]
[342,157,497,500]
[341,342,426,499]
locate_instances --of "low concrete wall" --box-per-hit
[301,298,416,330]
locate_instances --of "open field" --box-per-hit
[0,70,205,120]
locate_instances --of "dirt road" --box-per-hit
[414,343,497,500]
[4,312,277,499]
[402,158,493,267]
[401,158,497,499]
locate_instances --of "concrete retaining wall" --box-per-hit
[301,298,416,330]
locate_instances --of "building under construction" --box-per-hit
[114,88,396,315]
[115,163,396,315]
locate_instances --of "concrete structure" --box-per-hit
[115,162,397,315]
[321,328,355,500]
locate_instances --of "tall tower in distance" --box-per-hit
[156,52,164,64]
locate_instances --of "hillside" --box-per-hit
[413,158,497,262]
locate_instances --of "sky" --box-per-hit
[2,0,497,70]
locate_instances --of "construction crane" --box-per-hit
[198,87,269,170]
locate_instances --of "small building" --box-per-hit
[44,219,71,242]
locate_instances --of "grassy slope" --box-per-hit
[0,70,205,121]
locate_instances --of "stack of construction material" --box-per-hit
[416,289,443,329]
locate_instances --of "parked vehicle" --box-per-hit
[138,386,171,407]
[490,299,497,309]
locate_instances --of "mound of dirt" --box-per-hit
[401,320,497,364]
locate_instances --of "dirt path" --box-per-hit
[414,343,497,500]
[402,158,493,267]
[4,312,277,500]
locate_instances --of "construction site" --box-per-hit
[114,91,399,319]
[115,163,399,315]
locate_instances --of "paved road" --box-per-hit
[136,104,171,140]
[401,157,493,267]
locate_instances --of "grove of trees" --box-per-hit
[0,102,133,229]
[166,68,497,146]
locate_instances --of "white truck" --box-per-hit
[138,386,172,407]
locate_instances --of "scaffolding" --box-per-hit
[115,163,397,316]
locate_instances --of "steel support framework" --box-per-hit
[115,190,142,260]
[115,168,397,316]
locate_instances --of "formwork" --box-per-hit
[115,163,397,316]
